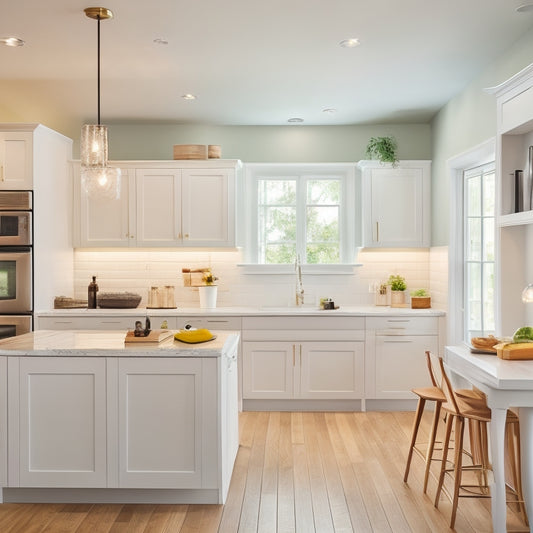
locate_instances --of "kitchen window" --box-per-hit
[242,163,358,269]
[463,162,496,340]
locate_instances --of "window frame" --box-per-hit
[241,163,359,272]
[447,138,496,346]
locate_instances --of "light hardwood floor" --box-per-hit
[0,411,529,532]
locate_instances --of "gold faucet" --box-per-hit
[295,254,304,306]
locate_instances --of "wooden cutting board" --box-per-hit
[124,329,173,343]
[496,342,533,360]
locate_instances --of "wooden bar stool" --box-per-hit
[403,351,446,493]
[434,357,528,529]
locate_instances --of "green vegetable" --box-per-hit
[513,326,533,343]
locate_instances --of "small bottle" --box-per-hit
[88,276,99,309]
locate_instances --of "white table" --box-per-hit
[445,345,533,533]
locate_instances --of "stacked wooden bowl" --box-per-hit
[173,144,221,160]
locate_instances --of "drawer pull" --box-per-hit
[383,339,414,343]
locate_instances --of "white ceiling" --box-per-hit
[2,0,533,129]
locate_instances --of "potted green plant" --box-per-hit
[365,136,399,165]
[388,274,406,307]
[410,288,431,309]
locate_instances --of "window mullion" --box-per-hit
[296,176,307,261]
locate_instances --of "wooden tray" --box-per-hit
[125,329,173,343]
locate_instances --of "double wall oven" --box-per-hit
[0,191,32,338]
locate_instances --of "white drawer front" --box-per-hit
[367,316,438,335]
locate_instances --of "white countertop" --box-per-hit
[36,305,445,317]
[0,330,239,358]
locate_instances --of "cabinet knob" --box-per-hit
[184,233,189,239]
[130,235,134,239]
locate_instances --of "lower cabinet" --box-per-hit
[11,357,108,488]
[6,354,234,498]
[373,335,439,399]
[242,341,364,400]
[116,358,205,489]
[365,316,440,401]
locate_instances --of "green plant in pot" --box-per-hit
[410,288,431,309]
[365,135,399,165]
[388,274,406,307]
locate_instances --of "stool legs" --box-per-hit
[423,401,442,493]
[404,397,426,483]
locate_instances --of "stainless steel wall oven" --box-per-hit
[0,191,32,338]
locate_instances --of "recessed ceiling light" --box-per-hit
[516,1,533,12]
[288,117,304,123]
[182,94,197,100]
[153,38,168,45]
[339,38,360,48]
[1,37,25,47]
[323,108,337,114]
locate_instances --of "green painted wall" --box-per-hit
[431,27,533,246]
[105,123,431,163]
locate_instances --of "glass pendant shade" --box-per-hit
[522,283,533,303]
[81,166,121,200]
[81,124,108,167]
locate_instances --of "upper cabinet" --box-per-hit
[74,160,240,248]
[0,131,33,189]
[358,160,431,248]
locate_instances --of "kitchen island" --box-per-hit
[0,330,239,504]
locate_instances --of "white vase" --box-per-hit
[199,285,217,309]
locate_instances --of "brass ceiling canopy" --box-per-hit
[84,7,113,20]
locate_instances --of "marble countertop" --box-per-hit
[0,330,239,358]
[36,305,445,317]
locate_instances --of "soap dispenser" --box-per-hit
[88,276,99,309]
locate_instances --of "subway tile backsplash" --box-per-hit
[72,247,448,311]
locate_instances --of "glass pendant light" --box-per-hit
[522,283,533,303]
[81,7,121,199]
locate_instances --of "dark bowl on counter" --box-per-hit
[97,292,142,309]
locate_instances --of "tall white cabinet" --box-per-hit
[358,160,431,248]
[74,160,240,248]
[487,63,533,334]
[0,124,74,312]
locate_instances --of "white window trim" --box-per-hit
[240,163,360,272]
[447,137,495,346]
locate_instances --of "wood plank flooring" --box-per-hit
[0,411,529,532]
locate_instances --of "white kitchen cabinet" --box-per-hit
[3,335,239,501]
[0,131,33,189]
[8,357,107,487]
[74,160,240,248]
[75,165,135,247]
[136,168,181,246]
[358,160,431,248]
[242,316,365,407]
[116,357,206,488]
[486,64,533,334]
[242,342,294,399]
[181,168,233,246]
[365,316,439,401]
[242,341,364,400]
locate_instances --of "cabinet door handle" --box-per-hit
[376,221,379,242]
[178,232,182,239]
[0,165,3,182]
[383,339,414,343]
[299,344,302,366]
[293,345,295,366]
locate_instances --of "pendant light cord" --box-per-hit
[97,14,101,125]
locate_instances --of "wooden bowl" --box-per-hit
[208,145,221,159]
[173,144,207,160]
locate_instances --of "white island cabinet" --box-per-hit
[0,330,239,504]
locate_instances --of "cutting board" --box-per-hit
[496,342,533,360]
[124,329,173,343]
